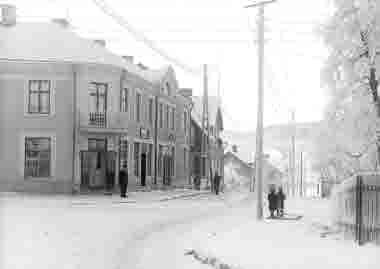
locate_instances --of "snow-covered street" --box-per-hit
[1,191,379,269]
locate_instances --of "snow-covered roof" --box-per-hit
[191,96,222,127]
[224,151,283,181]
[0,21,168,84]
[141,65,172,84]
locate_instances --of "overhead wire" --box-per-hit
[90,0,201,75]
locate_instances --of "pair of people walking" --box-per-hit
[267,186,286,218]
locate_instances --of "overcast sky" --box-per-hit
[4,0,332,132]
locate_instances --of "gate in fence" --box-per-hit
[333,173,380,246]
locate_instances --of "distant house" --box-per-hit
[189,96,224,184]
[224,151,283,191]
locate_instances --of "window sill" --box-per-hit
[24,113,55,118]
[24,176,54,182]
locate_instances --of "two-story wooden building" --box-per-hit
[0,5,192,193]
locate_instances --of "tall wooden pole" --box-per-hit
[245,0,276,221]
[291,110,296,197]
[300,151,303,197]
[254,5,265,220]
[201,64,210,189]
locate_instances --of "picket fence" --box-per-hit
[332,173,380,246]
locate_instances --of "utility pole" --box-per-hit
[290,109,296,197]
[245,0,276,221]
[153,95,159,185]
[201,64,210,190]
[300,151,303,197]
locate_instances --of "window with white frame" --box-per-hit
[148,98,154,125]
[28,80,51,114]
[159,103,164,128]
[183,110,188,134]
[165,82,171,96]
[120,88,128,112]
[89,82,107,113]
[136,92,141,122]
[165,104,170,129]
[171,107,175,130]
[24,137,51,178]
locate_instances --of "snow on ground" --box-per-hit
[185,198,380,269]
[0,191,219,269]
[129,195,380,269]
[1,190,379,269]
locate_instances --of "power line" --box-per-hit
[90,0,200,75]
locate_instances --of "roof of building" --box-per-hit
[224,151,283,178]
[0,21,169,84]
[224,151,283,188]
[191,95,223,129]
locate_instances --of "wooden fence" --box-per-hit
[332,173,380,246]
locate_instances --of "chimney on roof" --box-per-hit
[122,56,134,63]
[51,18,70,28]
[93,39,106,47]
[178,88,193,98]
[137,62,148,70]
[0,4,16,26]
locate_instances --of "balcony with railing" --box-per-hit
[79,111,129,134]
[89,112,107,128]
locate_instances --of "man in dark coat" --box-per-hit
[194,175,201,190]
[213,172,221,195]
[276,187,286,217]
[119,165,128,198]
[267,186,278,218]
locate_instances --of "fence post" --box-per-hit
[355,175,363,246]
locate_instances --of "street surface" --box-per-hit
[1,190,379,269]
[1,191,232,269]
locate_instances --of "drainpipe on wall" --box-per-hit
[153,95,159,186]
[72,65,79,194]
[115,70,126,190]
[188,100,194,186]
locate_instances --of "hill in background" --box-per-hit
[223,121,321,172]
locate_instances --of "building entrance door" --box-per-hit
[163,155,171,186]
[141,153,146,186]
[80,151,116,190]
[81,151,106,189]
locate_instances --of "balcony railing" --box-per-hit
[89,112,106,128]
[80,111,129,131]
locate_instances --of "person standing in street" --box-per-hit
[119,165,128,198]
[267,185,278,218]
[276,186,286,217]
[213,172,221,195]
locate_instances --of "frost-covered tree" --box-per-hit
[321,0,380,173]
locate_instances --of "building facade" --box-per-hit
[189,96,224,188]
[0,6,192,193]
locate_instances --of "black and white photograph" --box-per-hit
[0,0,379,268]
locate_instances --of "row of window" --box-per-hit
[26,80,188,133]
[24,137,184,179]
[118,139,178,179]
[122,87,179,130]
